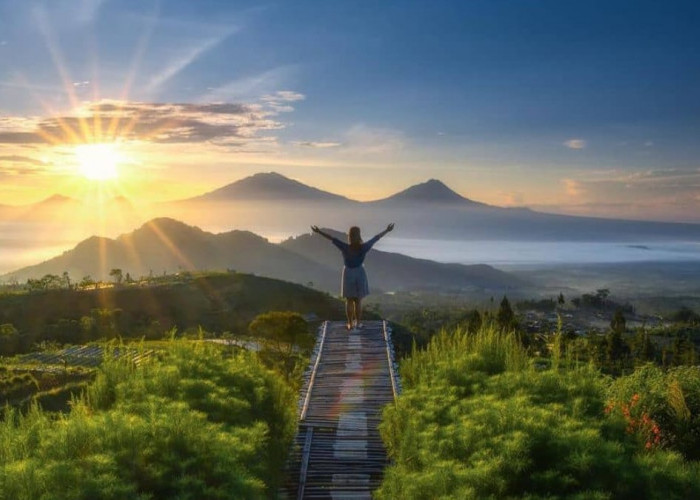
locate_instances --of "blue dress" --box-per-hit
[331,235,381,298]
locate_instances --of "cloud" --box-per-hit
[291,141,342,148]
[0,96,303,147]
[563,179,584,197]
[343,125,405,154]
[0,155,50,177]
[145,29,237,93]
[204,67,297,102]
[563,139,586,149]
[498,191,525,206]
[262,91,305,103]
[0,155,46,166]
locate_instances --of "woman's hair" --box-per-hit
[348,226,362,251]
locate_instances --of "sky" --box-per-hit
[1,0,699,222]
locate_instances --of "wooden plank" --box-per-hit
[284,320,401,499]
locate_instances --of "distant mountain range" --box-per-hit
[173,172,490,207]
[3,217,523,292]
[3,172,700,246]
[163,172,700,242]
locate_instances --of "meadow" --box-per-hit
[378,326,700,499]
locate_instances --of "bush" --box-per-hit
[0,340,297,499]
[378,326,700,499]
[607,364,700,460]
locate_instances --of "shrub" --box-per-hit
[0,340,296,499]
[607,364,700,460]
[378,326,700,499]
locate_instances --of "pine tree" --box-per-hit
[497,296,516,331]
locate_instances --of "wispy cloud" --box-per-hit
[146,29,238,93]
[0,155,50,177]
[291,141,342,148]
[0,155,46,166]
[343,124,405,154]
[203,66,297,102]
[563,138,586,149]
[562,178,584,197]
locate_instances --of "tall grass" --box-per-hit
[378,325,700,499]
[0,340,296,499]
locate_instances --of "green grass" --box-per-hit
[378,325,700,499]
[0,340,296,499]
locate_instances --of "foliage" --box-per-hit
[496,295,517,331]
[249,311,314,382]
[516,297,557,313]
[608,364,700,460]
[670,306,700,326]
[378,325,700,499]
[0,272,343,355]
[0,340,297,499]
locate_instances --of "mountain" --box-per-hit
[3,218,524,293]
[5,217,332,287]
[369,179,488,207]
[180,172,354,203]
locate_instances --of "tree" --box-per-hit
[249,311,313,355]
[249,311,313,379]
[671,334,697,366]
[557,293,565,306]
[610,309,626,335]
[465,310,482,334]
[0,323,20,356]
[79,275,96,290]
[109,268,123,285]
[62,271,71,289]
[606,328,629,367]
[496,296,516,331]
[632,329,656,363]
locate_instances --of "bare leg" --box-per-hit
[356,298,363,325]
[345,299,353,329]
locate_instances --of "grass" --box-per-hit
[0,339,296,499]
[378,325,700,499]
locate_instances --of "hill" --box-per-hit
[0,272,345,352]
[5,217,336,289]
[3,218,524,293]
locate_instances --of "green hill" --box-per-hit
[0,271,344,354]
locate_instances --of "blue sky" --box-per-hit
[1,0,699,221]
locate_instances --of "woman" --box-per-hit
[311,223,395,330]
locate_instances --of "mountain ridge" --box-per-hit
[3,217,523,292]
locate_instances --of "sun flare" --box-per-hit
[74,143,122,181]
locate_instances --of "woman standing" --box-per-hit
[311,224,395,330]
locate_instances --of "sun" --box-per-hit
[74,143,122,180]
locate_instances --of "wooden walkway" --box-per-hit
[282,320,400,499]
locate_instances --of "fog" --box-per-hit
[374,238,700,268]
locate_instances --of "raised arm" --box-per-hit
[310,225,335,241]
[374,223,395,241]
[365,223,395,248]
